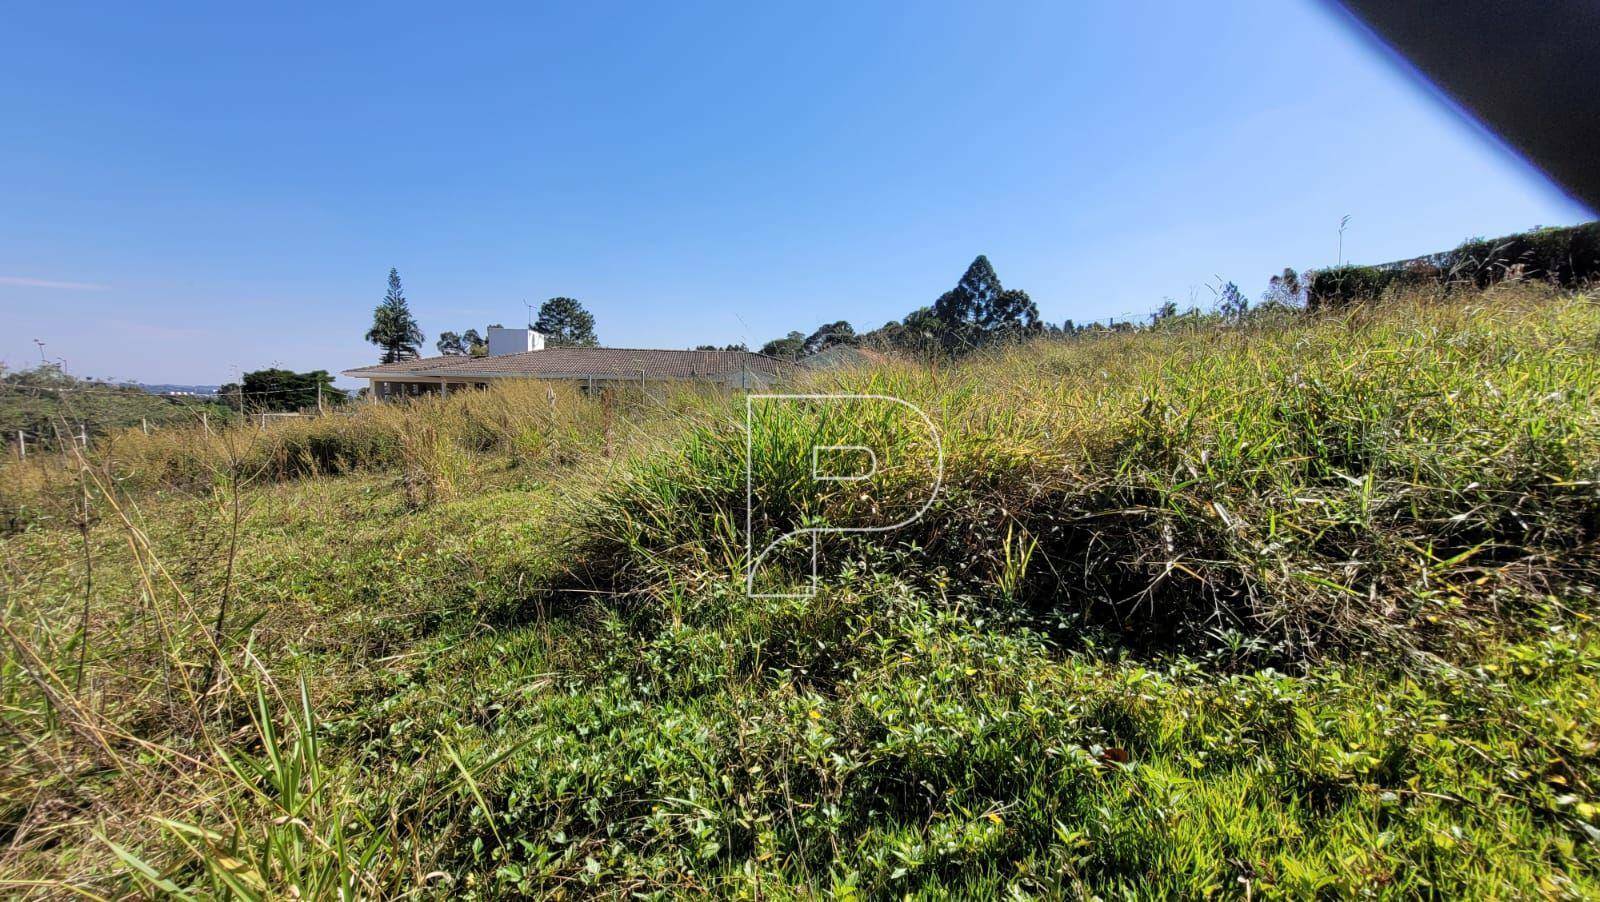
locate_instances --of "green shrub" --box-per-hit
[578,290,1600,660]
[1453,220,1600,288]
[1310,221,1600,309]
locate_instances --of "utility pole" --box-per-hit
[316,381,324,414]
[1338,214,1351,266]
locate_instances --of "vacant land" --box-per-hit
[3,287,1599,898]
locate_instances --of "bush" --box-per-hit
[1452,220,1600,288]
[1310,221,1600,308]
[1307,265,1396,309]
[578,289,1600,661]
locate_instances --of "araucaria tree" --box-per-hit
[1217,281,1250,321]
[534,297,599,347]
[932,255,1040,351]
[366,268,424,363]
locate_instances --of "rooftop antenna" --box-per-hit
[525,299,535,329]
[33,338,45,363]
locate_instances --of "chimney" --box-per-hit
[486,326,546,356]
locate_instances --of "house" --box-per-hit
[344,326,786,400]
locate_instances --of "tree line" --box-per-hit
[1,363,234,440]
[747,255,1297,361]
[113,219,1600,419]
[217,369,345,412]
[366,268,601,363]
[1307,221,1599,308]
[260,252,1314,412]
[374,221,1599,369]
[752,255,1043,359]
[219,269,606,413]
[356,220,1597,383]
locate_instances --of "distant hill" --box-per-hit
[0,365,230,445]
[136,383,220,396]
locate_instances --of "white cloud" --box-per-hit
[0,276,109,290]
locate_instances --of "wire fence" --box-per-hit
[3,373,740,461]
[1,380,348,459]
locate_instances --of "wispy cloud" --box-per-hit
[0,276,109,290]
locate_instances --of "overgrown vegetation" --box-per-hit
[1309,220,1600,308]
[0,364,230,449]
[764,254,1045,360]
[216,368,346,413]
[3,287,1599,898]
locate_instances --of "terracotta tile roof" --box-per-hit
[344,348,784,381]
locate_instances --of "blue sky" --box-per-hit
[1,1,1590,386]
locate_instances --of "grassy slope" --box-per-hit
[0,368,230,446]
[3,290,1599,898]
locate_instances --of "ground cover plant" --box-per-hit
[2,286,1598,898]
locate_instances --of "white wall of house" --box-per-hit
[486,326,545,356]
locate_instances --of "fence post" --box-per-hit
[202,411,210,433]
[142,417,149,434]
[79,424,88,448]
[15,430,23,460]
[602,388,614,458]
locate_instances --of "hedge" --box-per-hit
[1309,220,1599,308]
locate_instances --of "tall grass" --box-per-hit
[4,287,1600,897]
[0,379,707,531]
[583,288,1600,659]
[99,378,611,487]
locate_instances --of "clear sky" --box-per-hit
[1,1,1590,386]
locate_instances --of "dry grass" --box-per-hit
[3,287,1600,897]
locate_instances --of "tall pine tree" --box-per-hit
[534,297,599,347]
[366,268,424,363]
[931,255,1040,351]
